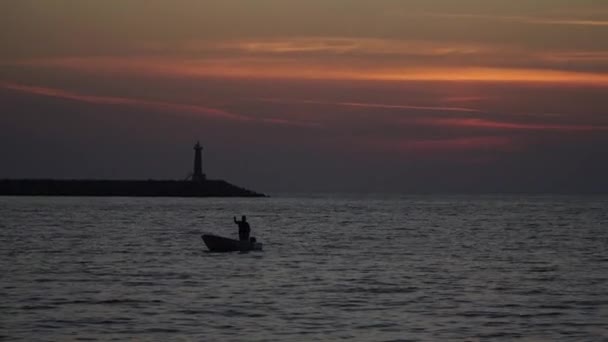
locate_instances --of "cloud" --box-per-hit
[440,96,489,103]
[195,37,497,57]
[10,56,608,85]
[255,98,480,113]
[129,37,608,74]
[412,117,608,132]
[0,81,320,128]
[369,136,514,153]
[417,12,608,27]
[537,51,608,63]
[0,81,244,120]
[259,117,321,128]
[405,136,513,151]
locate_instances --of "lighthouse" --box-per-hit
[192,141,206,182]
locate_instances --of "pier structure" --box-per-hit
[0,141,266,197]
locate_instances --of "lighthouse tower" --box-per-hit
[192,141,206,182]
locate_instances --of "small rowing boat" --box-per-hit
[201,234,263,252]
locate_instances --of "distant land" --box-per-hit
[0,142,266,198]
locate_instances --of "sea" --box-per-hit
[1,194,607,341]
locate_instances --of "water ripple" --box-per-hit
[1,195,607,341]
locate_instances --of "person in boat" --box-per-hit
[234,215,251,241]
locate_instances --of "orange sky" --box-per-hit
[1,0,608,192]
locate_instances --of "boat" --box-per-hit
[201,234,263,252]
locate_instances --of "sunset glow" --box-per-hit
[2,0,608,192]
[10,55,608,85]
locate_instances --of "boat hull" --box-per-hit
[201,234,263,252]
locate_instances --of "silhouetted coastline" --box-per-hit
[0,142,266,197]
[0,179,266,197]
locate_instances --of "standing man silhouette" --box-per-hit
[234,215,251,241]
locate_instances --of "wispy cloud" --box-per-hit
[440,96,490,103]
[413,117,608,132]
[537,51,608,63]
[369,136,514,153]
[256,98,480,113]
[404,136,513,151]
[0,81,321,128]
[10,57,608,85]
[258,117,321,127]
[418,12,608,27]
[0,81,244,120]
[145,37,608,74]
[203,37,496,57]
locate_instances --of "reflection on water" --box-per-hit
[1,195,607,341]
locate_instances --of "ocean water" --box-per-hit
[1,195,607,341]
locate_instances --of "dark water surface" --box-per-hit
[1,195,607,341]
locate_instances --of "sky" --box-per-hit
[1,0,608,193]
